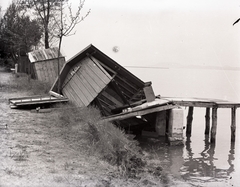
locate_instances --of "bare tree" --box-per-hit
[21,0,71,49]
[53,0,90,92]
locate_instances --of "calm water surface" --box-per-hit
[132,68,240,186]
[139,109,240,186]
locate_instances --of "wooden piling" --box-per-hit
[231,107,236,142]
[205,108,210,135]
[186,107,194,135]
[210,107,218,143]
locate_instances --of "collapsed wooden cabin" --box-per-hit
[51,45,153,111]
[28,47,66,85]
[9,44,239,145]
[50,44,174,132]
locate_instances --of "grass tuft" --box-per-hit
[0,73,51,95]
[58,106,146,178]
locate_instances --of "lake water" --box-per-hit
[129,68,240,186]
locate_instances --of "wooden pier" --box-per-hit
[163,97,240,143]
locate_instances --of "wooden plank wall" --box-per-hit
[33,57,65,85]
[62,57,112,107]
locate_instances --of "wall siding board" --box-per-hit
[52,59,59,83]
[63,82,84,107]
[79,61,104,97]
[86,59,111,84]
[101,91,123,107]
[85,58,106,82]
[61,57,112,107]
[83,64,106,91]
[63,71,89,106]
[45,60,52,82]
[32,57,65,85]
[69,83,88,106]
[90,57,113,80]
[38,63,45,82]
[42,62,48,82]
[48,60,55,83]
[80,69,102,93]
[73,76,93,103]
[31,64,37,79]
[51,60,57,82]
[69,74,91,105]
[85,62,107,89]
[75,72,96,99]
[34,63,42,80]
[68,64,95,105]
[50,60,55,80]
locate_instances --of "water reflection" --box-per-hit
[139,134,236,184]
[227,142,235,175]
[168,144,184,179]
[181,135,235,181]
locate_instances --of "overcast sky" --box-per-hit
[1,0,240,69]
[58,0,240,70]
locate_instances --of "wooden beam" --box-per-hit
[210,107,218,143]
[217,102,240,108]
[231,107,236,142]
[103,104,176,122]
[163,97,240,109]
[129,89,145,102]
[115,76,139,93]
[205,108,211,135]
[94,98,107,116]
[111,80,129,104]
[101,91,124,106]
[172,101,215,108]
[186,107,194,135]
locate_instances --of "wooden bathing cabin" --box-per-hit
[28,47,66,85]
[50,44,178,140]
[9,48,68,108]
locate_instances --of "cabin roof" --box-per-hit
[66,44,145,87]
[51,44,146,93]
[28,47,64,63]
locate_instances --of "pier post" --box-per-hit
[155,111,167,136]
[231,107,236,142]
[168,108,184,146]
[186,107,194,135]
[210,107,218,143]
[205,108,210,135]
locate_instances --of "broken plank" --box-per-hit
[103,104,176,121]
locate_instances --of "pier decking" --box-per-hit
[163,97,240,143]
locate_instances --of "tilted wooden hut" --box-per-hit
[28,47,66,85]
[50,45,179,137]
[51,44,156,118]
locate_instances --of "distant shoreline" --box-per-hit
[125,65,240,71]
